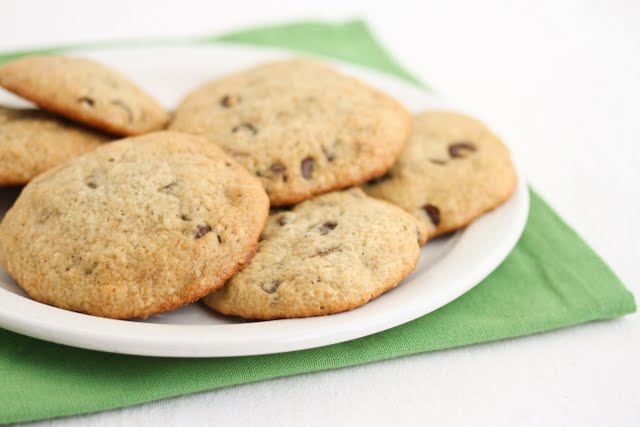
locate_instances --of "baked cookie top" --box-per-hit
[0,106,111,186]
[0,131,269,319]
[364,111,517,240]
[170,58,411,206]
[204,188,421,320]
[0,55,169,136]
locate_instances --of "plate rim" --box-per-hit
[0,43,530,357]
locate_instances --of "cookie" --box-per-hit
[204,188,421,320]
[170,58,411,206]
[0,131,269,319]
[364,111,517,240]
[0,106,111,186]
[0,55,169,136]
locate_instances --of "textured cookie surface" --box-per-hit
[0,131,269,319]
[364,111,517,240]
[170,59,411,205]
[0,55,169,136]
[0,106,111,185]
[204,188,421,320]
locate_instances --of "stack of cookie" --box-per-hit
[0,55,516,320]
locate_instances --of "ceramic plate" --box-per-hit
[0,44,529,357]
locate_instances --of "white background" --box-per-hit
[1,0,639,425]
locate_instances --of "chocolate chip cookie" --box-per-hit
[0,131,269,319]
[0,106,111,186]
[364,111,517,240]
[0,55,169,136]
[204,188,421,319]
[170,58,411,205]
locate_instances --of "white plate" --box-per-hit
[0,44,529,357]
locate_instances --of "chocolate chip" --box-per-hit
[220,95,241,108]
[318,221,337,235]
[78,96,95,107]
[423,204,441,226]
[85,176,98,189]
[301,157,314,179]
[270,163,286,173]
[261,280,281,294]
[429,159,447,165]
[366,172,392,185]
[277,215,291,226]
[110,99,133,123]
[448,142,477,158]
[232,123,258,135]
[195,224,212,239]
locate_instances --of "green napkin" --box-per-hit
[0,20,634,425]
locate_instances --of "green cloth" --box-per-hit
[0,20,634,425]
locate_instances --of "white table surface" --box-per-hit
[1,1,638,426]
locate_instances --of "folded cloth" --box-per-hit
[0,20,634,425]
